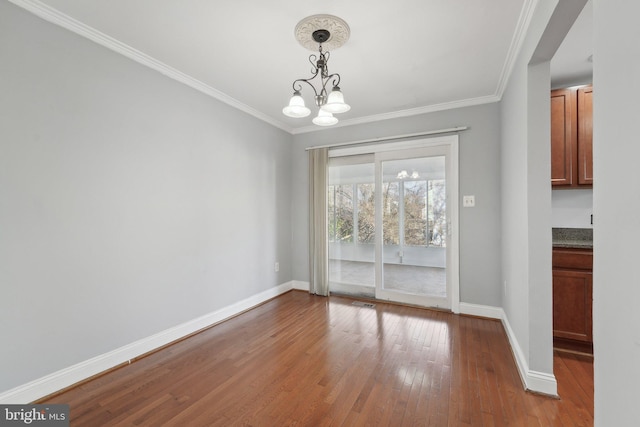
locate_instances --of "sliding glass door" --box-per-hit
[327,137,459,311]
[375,147,453,309]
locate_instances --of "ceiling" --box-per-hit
[550,0,592,88]
[14,0,589,134]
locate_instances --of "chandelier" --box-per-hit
[282,15,351,126]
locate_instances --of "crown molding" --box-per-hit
[10,0,536,137]
[291,94,500,134]
[494,0,539,98]
[8,0,294,134]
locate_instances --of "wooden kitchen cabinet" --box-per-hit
[550,85,593,187]
[551,88,576,186]
[577,86,593,185]
[553,247,593,353]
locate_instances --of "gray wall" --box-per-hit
[500,0,561,380]
[291,103,502,307]
[592,0,640,424]
[10,1,636,420]
[551,189,593,228]
[0,2,292,393]
[500,0,586,382]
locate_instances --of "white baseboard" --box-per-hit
[460,302,558,397]
[291,292,556,395]
[294,295,556,395]
[458,302,504,319]
[498,307,558,396]
[525,369,559,396]
[1,285,557,403]
[0,281,295,404]
[291,280,309,291]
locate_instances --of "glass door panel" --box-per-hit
[328,156,375,298]
[375,147,452,309]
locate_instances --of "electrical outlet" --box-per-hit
[463,195,475,207]
[504,280,507,297]
[275,262,279,272]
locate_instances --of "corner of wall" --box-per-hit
[500,309,558,396]
[0,282,295,404]
[460,301,557,396]
[292,281,310,292]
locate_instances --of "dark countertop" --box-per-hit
[552,228,593,249]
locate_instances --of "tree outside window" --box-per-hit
[328,184,354,243]
[357,184,375,244]
[328,179,445,247]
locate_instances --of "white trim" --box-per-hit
[306,127,468,151]
[460,302,558,396]
[7,0,293,134]
[459,302,504,319]
[329,134,457,158]
[500,307,558,396]
[448,140,460,314]
[293,96,499,135]
[291,280,310,291]
[526,370,559,395]
[494,0,539,98]
[0,282,295,404]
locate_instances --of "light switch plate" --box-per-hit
[463,195,475,207]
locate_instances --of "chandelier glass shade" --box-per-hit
[282,91,311,118]
[323,86,350,114]
[312,108,338,126]
[283,15,351,126]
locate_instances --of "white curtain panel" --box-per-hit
[308,147,329,296]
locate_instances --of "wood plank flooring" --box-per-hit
[41,291,593,426]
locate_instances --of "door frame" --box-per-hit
[329,135,459,313]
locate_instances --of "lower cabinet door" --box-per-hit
[553,269,593,342]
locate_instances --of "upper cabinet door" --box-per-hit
[550,85,593,188]
[551,88,576,186]
[578,86,593,185]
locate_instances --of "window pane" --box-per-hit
[428,179,446,247]
[382,182,399,245]
[332,184,354,243]
[328,186,336,242]
[357,183,375,244]
[404,180,427,246]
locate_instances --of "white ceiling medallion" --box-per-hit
[294,14,350,52]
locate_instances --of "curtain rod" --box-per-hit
[304,126,468,151]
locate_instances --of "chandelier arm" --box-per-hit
[318,51,329,78]
[321,73,342,94]
[308,54,319,74]
[329,73,341,87]
[292,77,321,98]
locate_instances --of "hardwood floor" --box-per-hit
[41,291,593,426]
